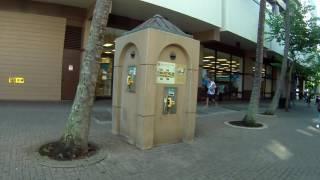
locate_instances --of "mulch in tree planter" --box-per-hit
[228,120,263,128]
[39,142,97,161]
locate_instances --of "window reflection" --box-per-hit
[217,51,231,72]
[245,59,255,74]
[265,64,273,98]
[201,48,216,80]
[199,48,248,100]
[96,27,126,98]
[215,52,243,100]
[231,56,242,73]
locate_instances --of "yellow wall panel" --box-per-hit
[0,11,66,100]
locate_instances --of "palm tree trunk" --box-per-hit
[61,0,112,152]
[285,63,294,111]
[265,0,290,115]
[243,0,266,125]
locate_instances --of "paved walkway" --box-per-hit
[0,100,320,180]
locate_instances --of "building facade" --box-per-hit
[0,0,287,101]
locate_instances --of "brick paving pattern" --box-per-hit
[0,100,320,180]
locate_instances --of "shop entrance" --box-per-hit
[95,55,113,98]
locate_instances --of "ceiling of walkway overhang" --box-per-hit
[33,0,216,33]
[32,0,281,57]
[220,31,257,52]
[111,0,215,33]
[220,31,283,57]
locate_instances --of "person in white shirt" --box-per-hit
[206,78,217,107]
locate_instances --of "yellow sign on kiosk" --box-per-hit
[9,77,25,84]
[156,61,186,85]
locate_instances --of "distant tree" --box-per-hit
[265,1,320,113]
[303,51,320,92]
[242,0,266,126]
[265,0,290,115]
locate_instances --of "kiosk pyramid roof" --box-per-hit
[124,14,191,37]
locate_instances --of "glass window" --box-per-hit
[217,51,231,73]
[266,79,272,98]
[231,55,243,73]
[200,49,245,100]
[244,58,255,74]
[216,72,230,82]
[230,55,243,98]
[230,72,242,99]
[201,48,216,80]
[216,52,231,100]
[96,27,126,97]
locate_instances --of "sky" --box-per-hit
[317,0,320,17]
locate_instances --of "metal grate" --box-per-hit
[64,26,82,50]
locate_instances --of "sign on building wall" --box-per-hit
[156,61,186,84]
[8,77,25,84]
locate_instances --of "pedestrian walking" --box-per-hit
[307,94,311,107]
[206,78,216,107]
[315,95,320,105]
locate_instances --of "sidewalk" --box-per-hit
[1,100,320,180]
[196,99,273,116]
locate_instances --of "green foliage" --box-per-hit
[266,2,320,58]
[303,51,320,89]
[266,1,320,89]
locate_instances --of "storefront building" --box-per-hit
[0,0,285,101]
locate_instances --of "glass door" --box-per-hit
[96,56,113,97]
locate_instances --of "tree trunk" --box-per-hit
[265,0,290,115]
[61,0,112,152]
[285,63,294,111]
[243,0,266,125]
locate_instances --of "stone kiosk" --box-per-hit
[112,15,200,149]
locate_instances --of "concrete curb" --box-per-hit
[33,146,108,168]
